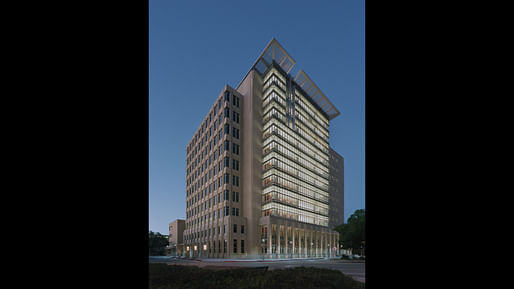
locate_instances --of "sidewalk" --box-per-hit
[198,257,341,262]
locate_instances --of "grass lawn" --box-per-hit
[149,263,364,289]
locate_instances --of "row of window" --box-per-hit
[262,190,329,216]
[263,138,328,179]
[263,86,330,141]
[187,123,240,185]
[186,202,242,229]
[225,90,240,108]
[185,225,245,242]
[187,171,240,213]
[186,190,241,228]
[263,103,328,159]
[187,94,226,155]
[187,90,240,164]
[196,239,244,254]
[262,69,329,130]
[262,156,329,190]
[188,188,238,214]
[186,139,240,196]
[263,101,329,156]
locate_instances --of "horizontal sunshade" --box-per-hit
[294,70,340,120]
[253,38,295,75]
[249,38,340,121]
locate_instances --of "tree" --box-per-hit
[334,209,365,255]
[149,231,169,256]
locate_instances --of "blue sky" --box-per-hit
[149,0,365,235]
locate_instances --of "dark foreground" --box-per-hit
[149,263,365,289]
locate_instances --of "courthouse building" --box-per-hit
[184,38,344,259]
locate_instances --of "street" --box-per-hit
[150,257,365,283]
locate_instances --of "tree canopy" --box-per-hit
[334,209,365,254]
[149,231,169,256]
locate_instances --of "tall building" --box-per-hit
[328,148,344,229]
[167,219,185,256]
[184,38,343,259]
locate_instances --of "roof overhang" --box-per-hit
[294,69,340,120]
[252,38,296,75]
[237,38,341,121]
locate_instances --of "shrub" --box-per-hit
[149,264,364,289]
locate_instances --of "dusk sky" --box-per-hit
[149,0,365,235]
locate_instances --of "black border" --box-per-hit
[34,1,151,287]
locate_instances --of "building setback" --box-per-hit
[184,38,343,259]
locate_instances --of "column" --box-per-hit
[277,226,281,258]
[301,229,305,258]
[291,227,296,258]
[267,224,272,259]
[284,225,289,259]
[313,230,316,257]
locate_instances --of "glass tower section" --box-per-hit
[261,63,330,227]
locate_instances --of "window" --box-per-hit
[241,225,244,234]
[224,157,229,168]
[224,240,227,253]
[224,107,230,118]
[224,140,230,151]
[224,189,229,201]
[224,91,230,102]
[232,143,239,155]
[232,127,239,139]
[232,207,239,216]
[232,175,239,187]
[232,111,239,123]
[224,124,230,134]
[232,159,239,171]
[241,240,244,253]
[232,191,239,202]
[232,95,239,108]
[233,239,237,253]
[233,224,237,233]
[225,206,229,216]
[224,173,229,184]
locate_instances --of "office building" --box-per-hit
[167,219,185,256]
[184,38,343,259]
